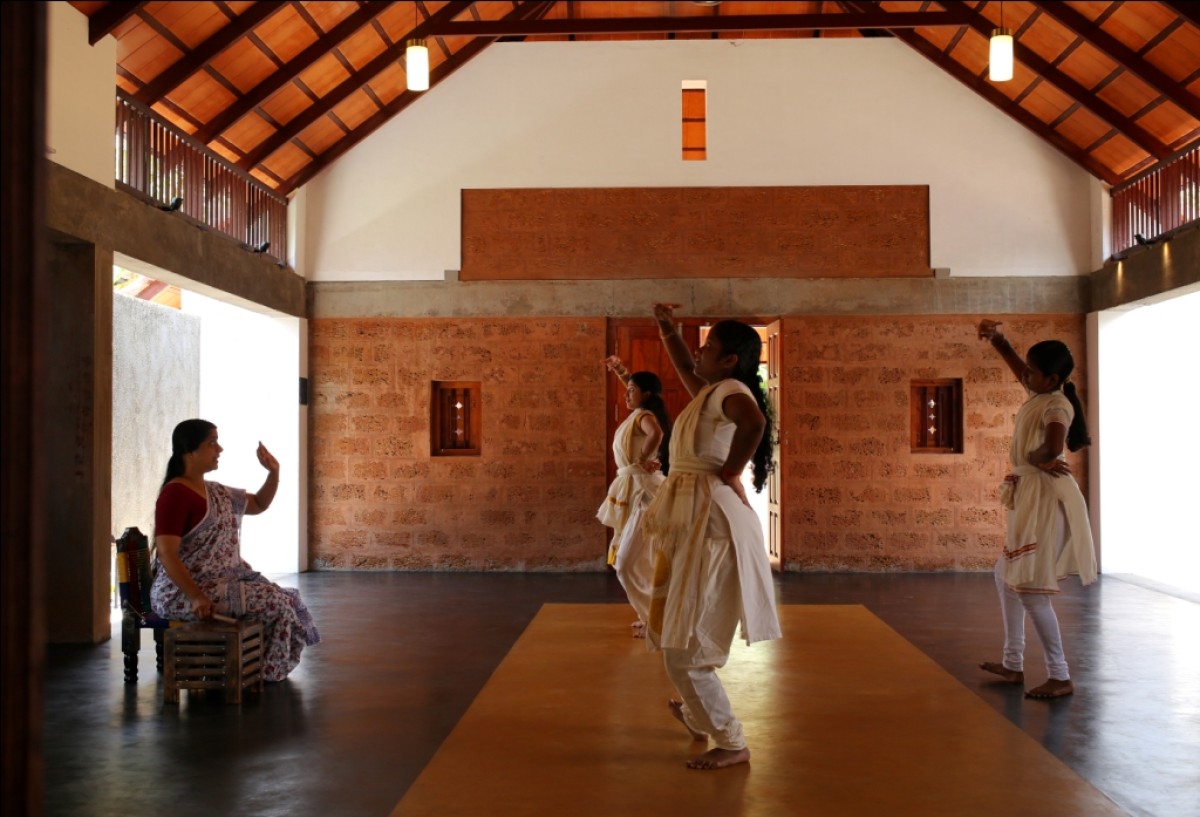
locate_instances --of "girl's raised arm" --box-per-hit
[654,303,706,397]
[978,319,1029,384]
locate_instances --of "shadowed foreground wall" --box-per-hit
[310,313,1087,573]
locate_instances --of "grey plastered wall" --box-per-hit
[308,276,1093,319]
[111,294,200,544]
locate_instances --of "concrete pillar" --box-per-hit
[44,236,112,644]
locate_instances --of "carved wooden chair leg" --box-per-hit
[154,628,165,674]
[121,610,140,684]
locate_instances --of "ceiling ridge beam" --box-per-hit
[135,1,291,106]
[1030,0,1200,119]
[421,11,964,37]
[194,0,395,144]
[277,1,552,195]
[88,1,145,45]
[237,1,475,172]
[936,1,1172,159]
[839,0,1119,185]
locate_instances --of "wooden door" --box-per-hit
[765,319,783,571]
[606,320,700,484]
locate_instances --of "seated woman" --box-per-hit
[150,419,319,682]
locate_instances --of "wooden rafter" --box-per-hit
[1030,0,1200,120]
[278,1,554,194]
[88,1,144,45]
[425,11,963,37]
[416,1,454,60]
[839,0,1120,185]
[935,1,1173,159]
[237,1,475,172]
[1161,2,1200,29]
[134,1,289,106]
[194,0,395,144]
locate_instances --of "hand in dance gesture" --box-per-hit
[256,441,279,474]
[720,466,751,508]
[653,302,681,333]
[977,319,1003,342]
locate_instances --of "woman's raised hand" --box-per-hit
[604,354,623,371]
[256,441,279,473]
[977,319,1002,341]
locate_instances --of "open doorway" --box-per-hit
[111,262,304,616]
[699,323,779,568]
[1097,288,1199,598]
[607,319,782,569]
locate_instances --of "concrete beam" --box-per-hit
[46,161,305,317]
[309,275,1091,319]
[1090,224,1200,312]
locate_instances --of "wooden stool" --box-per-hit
[163,619,264,704]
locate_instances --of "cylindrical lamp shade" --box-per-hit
[989,29,1014,82]
[406,39,429,91]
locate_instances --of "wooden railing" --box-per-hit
[1112,143,1199,254]
[115,94,287,262]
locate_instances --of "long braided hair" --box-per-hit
[709,320,775,492]
[1027,340,1091,451]
[629,371,672,476]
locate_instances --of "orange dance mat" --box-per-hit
[391,604,1126,817]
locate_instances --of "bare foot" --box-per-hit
[668,699,708,742]
[687,746,750,770]
[1026,678,1074,699]
[979,661,1024,684]
[631,620,646,639]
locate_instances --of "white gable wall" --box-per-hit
[301,39,1095,282]
[48,1,116,188]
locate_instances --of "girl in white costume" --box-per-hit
[643,304,782,770]
[977,319,1097,699]
[597,357,671,637]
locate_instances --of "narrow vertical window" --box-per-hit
[910,379,963,453]
[431,381,481,456]
[682,80,707,161]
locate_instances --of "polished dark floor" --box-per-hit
[44,573,1200,817]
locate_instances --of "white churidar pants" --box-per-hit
[995,503,1069,680]
[661,508,746,751]
[613,515,654,625]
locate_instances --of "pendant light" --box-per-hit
[989,1,1013,82]
[406,38,429,92]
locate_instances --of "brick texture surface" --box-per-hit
[462,187,930,280]
[779,314,1089,572]
[309,318,608,570]
[309,314,1089,573]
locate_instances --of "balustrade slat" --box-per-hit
[114,97,287,262]
[1112,143,1199,254]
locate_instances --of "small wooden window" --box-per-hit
[682,81,707,161]
[431,381,481,456]
[911,379,962,453]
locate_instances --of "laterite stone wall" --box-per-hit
[309,317,608,570]
[309,314,1088,573]
[779,314,1088,572]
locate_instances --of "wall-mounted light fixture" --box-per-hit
[989,2,1013,82]
[406,39,429,92]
